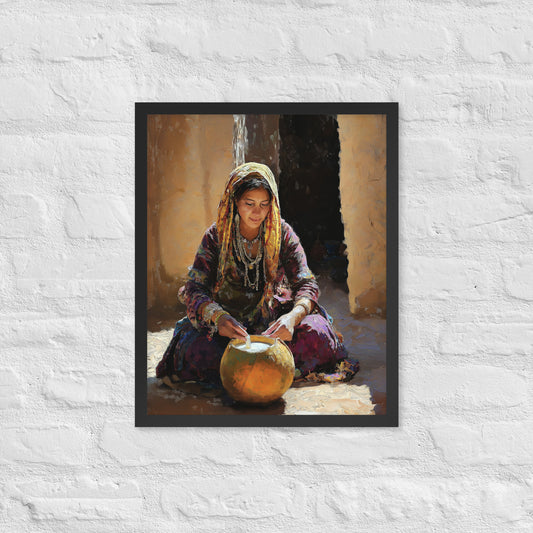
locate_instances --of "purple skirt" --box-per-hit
[155,310,348,384]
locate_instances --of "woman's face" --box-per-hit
[236,186,271,233]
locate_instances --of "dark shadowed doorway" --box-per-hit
[278,115,347,284]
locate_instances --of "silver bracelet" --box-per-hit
[203,302,224,323]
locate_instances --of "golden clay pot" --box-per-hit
[220,335,295,404]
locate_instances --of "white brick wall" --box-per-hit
[1,1,531,531]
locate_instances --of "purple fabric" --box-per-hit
[286,313,347,375]
[155,311,347,383]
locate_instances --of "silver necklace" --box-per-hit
[241,232,261,252]
[233,215,265,291]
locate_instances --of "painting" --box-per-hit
[136,103,398,426]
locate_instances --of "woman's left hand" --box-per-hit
[262,313,297,341]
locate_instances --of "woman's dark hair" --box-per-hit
[233,174,273,202]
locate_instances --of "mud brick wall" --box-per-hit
[1,1,532,532]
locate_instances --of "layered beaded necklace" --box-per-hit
[233,213,265,291]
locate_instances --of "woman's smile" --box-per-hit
[236,187,271,236]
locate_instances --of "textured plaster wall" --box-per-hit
[1,1,532,532]
[147,114,233,312]
[339,114,387,316]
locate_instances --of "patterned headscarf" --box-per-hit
[214,162,281,310]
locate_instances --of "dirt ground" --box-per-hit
[146,273,386,416]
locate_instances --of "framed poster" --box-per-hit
[136,103,398,427]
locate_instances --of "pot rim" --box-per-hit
[228,334,291,353]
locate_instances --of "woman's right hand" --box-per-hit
[217,314,248,340]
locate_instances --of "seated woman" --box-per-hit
[156,162,356,385]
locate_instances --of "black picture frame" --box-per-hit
[136,102,398,427]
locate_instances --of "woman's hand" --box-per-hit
[262,312,297,341]
[217,314,248,340]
